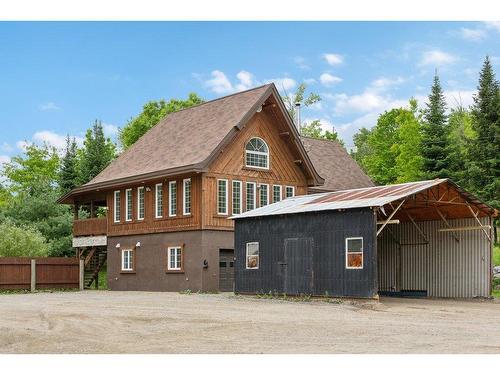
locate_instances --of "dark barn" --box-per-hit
[232,179,496,299]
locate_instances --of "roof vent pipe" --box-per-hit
[295,102,301,133]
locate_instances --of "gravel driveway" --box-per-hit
[0,291,499,353]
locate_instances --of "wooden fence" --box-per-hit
[0,257,84,291]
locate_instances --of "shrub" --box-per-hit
[0,221,50,257]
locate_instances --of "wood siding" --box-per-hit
[74,217,107,236]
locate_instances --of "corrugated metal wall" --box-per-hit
[378,216,491,298]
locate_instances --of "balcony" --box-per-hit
[73,217,108,237]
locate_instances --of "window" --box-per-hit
[183,178,191,215]
[246,242,259,269]
[169,181,177,217]
[217,179,228,215]
[113,190,121,223]
[245,137,269,169]
[346,237,363,269]
[121,249,134,271]
[232,180,242,215]
[259,183,269,207]
[285,186,295,198]
[273,185,282,203]
[137,187,145,220]
[125,189,133,221]
[246,182,256,211]
[168,246,182,271]
[155,183,163,218]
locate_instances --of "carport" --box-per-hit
[232,179,497,298]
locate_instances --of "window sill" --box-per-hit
[242,166,271,173]
[120,271,136,274]
[165,270,184,274]
[213,214,229,219]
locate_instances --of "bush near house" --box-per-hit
[0,221,50,257]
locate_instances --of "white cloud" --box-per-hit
[323,53,343,65]
[205,70,234,94]
[444,90,475,109]
[103,123,119,138]
[304,78,316,85]
[484,21,500,32]
[419,50,458,66]
[0,155,10,166]
[16,140,29,151]
[235,70,256,91]
[370,76,405,91]
[1,142,13,152]
[17,131,84,154]
[319,73,342,87]
[459,27,487,42]
[265,77,296,91]
[38,102,61,111]
[294,56,310,70]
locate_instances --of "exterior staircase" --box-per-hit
[79,247,107,289]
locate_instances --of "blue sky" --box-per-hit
[0,21,499,163]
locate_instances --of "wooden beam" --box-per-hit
[405,211,429,243]
[435,207,459,242]
[438,225,491,233]
[377,200,405,236]
[466,203,491,242]
[279,131,290,137]
[376,220,400,225]
[294,160,303,165]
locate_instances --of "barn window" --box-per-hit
[246,182,256,211]
[217,179,228,215]
[121,249,134,271]
[137,187,145,220]
[113,190,121,223]
[183,178,191,215]
[232,180,242,215]
[125,188,133,221]
[273,185,282,203]
[346,237,363,269]
[285,186,295,198]
[168,246,182,271]
[246,242,259,269]
[245,137,269,169]
[169,181,177,217]
[259,183,269,207]
[155,183,163,218]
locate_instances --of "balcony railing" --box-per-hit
[73,217,108,237]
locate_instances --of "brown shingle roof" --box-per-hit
[301,136,374,192]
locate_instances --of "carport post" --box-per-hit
[79,259,84,291]
[30,259,36,292]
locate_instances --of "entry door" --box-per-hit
[284,237,314,295]
[219,249,235,292]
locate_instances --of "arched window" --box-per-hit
[245,137,269,169]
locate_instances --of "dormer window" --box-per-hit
[245,137,269,169]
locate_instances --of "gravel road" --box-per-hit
[0,291,498,353]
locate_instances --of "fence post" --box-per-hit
[30,259,36,292]
[79,259,84,291]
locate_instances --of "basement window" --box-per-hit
[246,242,259,269]
[168,246,183,271]
[121,249,134,272]
[345,237,363,269]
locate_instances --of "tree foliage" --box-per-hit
[300,120,345,146]
[119,93,204,149]
[282,83,321,123]
[59,136,79,194]
[0,221,50,257]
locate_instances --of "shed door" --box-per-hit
[284,237,314,295]
[219,249,234,292]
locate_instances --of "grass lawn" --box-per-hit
[97,266,108,290]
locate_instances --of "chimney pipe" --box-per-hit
[295,102,301,132]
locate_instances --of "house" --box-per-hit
[232,179,496,298]
[58,83,373,292]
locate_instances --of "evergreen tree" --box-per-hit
[76,120,116,185]
[59,135,79,194]
[468,56,500,210]
[422,73,449,179]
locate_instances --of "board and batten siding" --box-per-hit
[378,216,491,298]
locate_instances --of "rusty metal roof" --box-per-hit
[231,179,495,220]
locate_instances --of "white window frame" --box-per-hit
[259,183,269,207]
[125,188,133,221]
[246,181,257,211]
[169,181,177,217]
[245,242,259,270]
[285,186,295,198]
[121,249,134,271]
[155,183,163,219]
[167,246,182,271]
[183,178,191,216]
[217,179,228,216]
[272,185,282,203]
[113,190,121,223]
[137,186,145,220]
[245,137,270,170]
[232,180,242,215]
[345,237,364,270]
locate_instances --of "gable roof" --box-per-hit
[301,137,374,192]
[59,84,323,203]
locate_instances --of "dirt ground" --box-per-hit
[0,291,499,354]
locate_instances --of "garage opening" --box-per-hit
[375,179,494,298]
[219,249,235,292]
